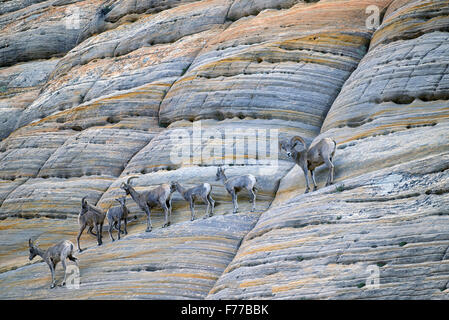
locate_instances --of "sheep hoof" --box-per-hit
[313,187,318,191]
[50,284,56,289]
[304,189,310,194]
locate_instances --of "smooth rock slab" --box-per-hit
[0,0,104,67]
[208,153,449,299]
[0,176,115,218]
[159,0,393,128]
[0,58,60,140]
[0,213,259,299]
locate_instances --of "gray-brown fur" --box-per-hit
[120,177,176,232]
[215,167,258,213]
[77,196,106,252]
[174,182,215,220]
[28,238,78,289]
[280,136,336,193]
[106,197,129,242]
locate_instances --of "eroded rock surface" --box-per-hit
[0,0,448,299]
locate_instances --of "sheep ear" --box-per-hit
[279,141,285,150]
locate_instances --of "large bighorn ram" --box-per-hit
[174,182,215,220]
[77,196,106,252]
[28,238,78,288]
[120,177,176,232]
[216,167,258,214]
[280,136,336,193]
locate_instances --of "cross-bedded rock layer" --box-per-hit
[1,0,448,299]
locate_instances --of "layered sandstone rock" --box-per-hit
[214,0,449,299]
[0,0,448,300]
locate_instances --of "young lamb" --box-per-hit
[174,182,215,220]
[77,196,106,252]
[106,197,129,242]
[28,238,78,289]
[279,136,336,193]
[215,166,258,214]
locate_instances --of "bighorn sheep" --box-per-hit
[174,182,215,220]
[280,136,336,193]
[215,167,258,213]
[120,177,176,232]
[106,197,130,242]
[77,196,106,252]
[28,238,78,289]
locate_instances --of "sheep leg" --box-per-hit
[300,163,310,193]
[112,223,125,234]
[202,196,209,219]
[310,169,318,191]
[48,260,56,289]
[168,196,173,219]
[161,201,170,227]
[231,190,238,214]
[325,156,335,186]
[248,189,256,212]
[123,217,128,235]
[143,205,152,232]
[252,187,257,211]
[99,222,104,245]
[87,226,97,238]
[108,221,115,242]
[77,224,86,253]
[68,254,78,267]
[117,219,121,240]
[190,200,195,221]
[208,194,215,216]
[166,198,172,226]
[61,257,67,286]
[95,223,102,246]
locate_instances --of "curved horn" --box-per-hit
[290,136,306,149]
[81,196,87,204]
[126,176,138,185]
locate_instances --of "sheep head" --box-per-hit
[120,176,138,194]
